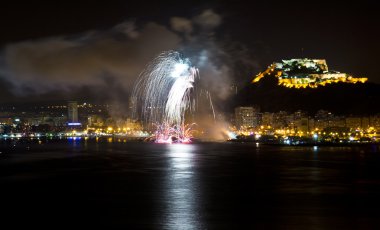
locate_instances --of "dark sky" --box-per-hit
[0,0,378,104]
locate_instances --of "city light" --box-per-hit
[231,108,380,144]
[67,122,81,126]
[252,59,367,88]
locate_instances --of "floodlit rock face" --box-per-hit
[252,59,367,88]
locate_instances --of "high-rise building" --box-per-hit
[129,96,137,118]
[67,101,78,123]
[345,116,370,130]
[314,110,334,129]
[235,106,260,129]
[370,115,380,129]
[345,117,361,130]
[294,117,309,133]
[273,111,288,129]
[262,112,274,126]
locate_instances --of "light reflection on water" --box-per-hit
[2,141,380,228]
[163,144,202,230]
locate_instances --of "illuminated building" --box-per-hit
[345,116,370,130]
[361,117,370,129]
[273,111,288,129]
[235,106,260,130]
[314,110,334,129]
[235,107,254,129]
[252,59,367,88]
[129,96,137,118]
[67,101,79,123]
[370,115,380,130]
[230,84,238,95]
[329,116,346,128]
[26,116,67,126]
[0,117,12,125]
[262,112,274,126]
[294,117,310,134]
[294,110,308,120]
[87,115,104,127]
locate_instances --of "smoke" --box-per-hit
[2,21,181,95]
[170,17,193,35]
[192,90,233,141]
[0,9,258,125]
[193,50,232,100]
[169,9,233,102]
[193,9,222,30]
[196,115,234,141]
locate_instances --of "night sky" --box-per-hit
[0,0,378,105]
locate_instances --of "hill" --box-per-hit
[232,76,380,115]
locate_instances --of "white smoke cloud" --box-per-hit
[170,17,193,35]
[113,21,140,39]
[193,9,222,30]
[2,21,181,93]
[195,49,232,100]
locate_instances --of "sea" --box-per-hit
[1,138,380,229]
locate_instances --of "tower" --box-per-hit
[67,101,78,123]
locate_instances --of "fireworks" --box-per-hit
[155,123,196,144]
[132,51,198,143]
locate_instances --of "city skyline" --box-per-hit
[2,100,379,145]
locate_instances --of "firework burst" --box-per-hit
[132,51,198,143]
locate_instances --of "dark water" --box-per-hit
[1,139,380,229]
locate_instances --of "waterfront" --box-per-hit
[1,140,380,229]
